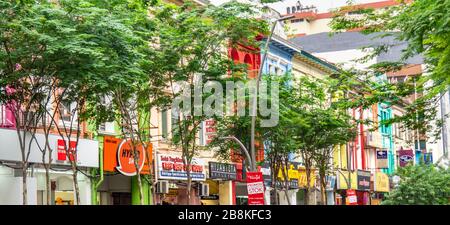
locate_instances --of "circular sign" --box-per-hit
[116,139,146,176]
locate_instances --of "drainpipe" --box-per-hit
[92,143,104,205]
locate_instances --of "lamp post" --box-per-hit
[249,13,294,172]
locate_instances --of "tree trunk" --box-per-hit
[22,165,28,205]
[72,164,81,205]
[281,160,291,205]
[305,167,311,205]
[186,168,192,205]
[45,164,51,205]
[320,174,326,205]
[132,144,144,205]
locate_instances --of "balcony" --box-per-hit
[365,131,383,149]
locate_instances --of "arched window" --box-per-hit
[287,7,290,14]
[244,54,255,78]
[231,48,240,63]
[292,7,296,13]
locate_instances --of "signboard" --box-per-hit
[157,154,206,181]
[116,139,146,176]
[357,170,371,191]
[209,162,237,180]
[246,172,265,205]
[376,150,388,169]
[336,170,357,190]
[398,149,414,167]
[0,128,98,167]
[374,172,390,193]
[260,163,272,186]
[346,189,358,205]
[57,139,77,162]
[204,120,216,145]
[103,136,152,175]
[325,176,336,191]
[298,167,315,188]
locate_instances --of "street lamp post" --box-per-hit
[249,13,294,172]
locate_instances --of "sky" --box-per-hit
[210,0,385,13]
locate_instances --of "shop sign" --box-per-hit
[57,139,77,162]
[298,167,315,188]
[201,195,219,200]
[166,189,179,198]
[275,179,299,189]
[103,136,152,175]
[204,119,216,145]
[357,170,371,191]
[260,163,272,186]
[157,154,206,181]
[346,189,358,205]
[336,170,357,190]
[398,149,414,167]
[209,162,237,180]
[374,172,390,193]
[0,128,98,167]
[376,150,388,169]
[246,172,265,205]
[325,176,336,191]
[116,139,146,176]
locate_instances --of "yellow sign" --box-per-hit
[277,164,299,181]
[374,172,390,192]
[298,167,315,188]
[336,170,357,190]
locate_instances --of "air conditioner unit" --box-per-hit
[197,183,209,197]
[156,180,169,194]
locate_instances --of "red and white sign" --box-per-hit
[157,154,206,181]
[57,139,77,162]
[204,119,216,145]
[346,189,358,205]
[246,171,265,205]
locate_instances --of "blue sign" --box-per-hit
[377,150,388,159]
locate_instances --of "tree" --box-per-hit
[329,0,450,139]
[0,0,99,204]
[282,75,357,205]
[382,164,450,205]
[151,1,268,205]
[67,0,160,205]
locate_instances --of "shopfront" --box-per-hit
[356,170,371,205]
[0,128,99,205]
[97,136,152,205]
[202,161,237,205]
[335,170,357,205]
[155,153,207,205]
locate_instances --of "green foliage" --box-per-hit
[330,0,450,139]
[382,164,450,205]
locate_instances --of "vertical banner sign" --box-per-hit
[398,149,414,167]
[376,150,388,169]
[57,139,66,161]
[57,139,77,162]
[205,119,216,145]
[346,189,358,205]
[246,172,265,205]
